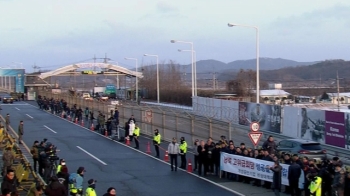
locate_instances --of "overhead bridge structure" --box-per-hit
[38,63,143,79]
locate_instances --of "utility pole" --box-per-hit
[94,55,96,87]
[212,72,217,90]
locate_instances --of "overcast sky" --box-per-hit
[1,0,350,70]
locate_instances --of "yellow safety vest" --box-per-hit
[153,134,161,144]
[180,141,187,153]
[309,176,322,196]
[56,165,62,174]
[85,187,96,196]
[134,127,140,137]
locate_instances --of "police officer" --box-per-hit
[133,124,140,149]
[179,137,187,169]
[308,169,322,196]
[85,179,97,196]
[153,129,161,158]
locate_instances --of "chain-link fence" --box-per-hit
[38,91,255,149]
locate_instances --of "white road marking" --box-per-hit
[15,107,20,111]
[43,125,57,134]
[26,114,34,119]
[76,146,108,165]
[26,101,244,195]
[1,104,29,106]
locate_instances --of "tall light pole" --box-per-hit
[178,49,197,96]
[170,40,195,97]
[228,23,260,103]
[144,54,160,103]
[124,57,138,101]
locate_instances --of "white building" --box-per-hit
[257,89,291,104]
[327,92,350,104]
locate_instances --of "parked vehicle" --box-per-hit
[82,93,93,100]
[276,138,327,160]
[2,96,14,104]
[108,93,117,99]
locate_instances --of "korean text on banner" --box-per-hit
[220,152,304,189]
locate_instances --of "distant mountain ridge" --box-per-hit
[180,57,317,73]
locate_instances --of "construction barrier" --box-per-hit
[0,116,46,195]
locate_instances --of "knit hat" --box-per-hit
[88,179,96,185]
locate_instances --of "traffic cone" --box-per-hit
[81,119,84,126]
[68,115,71,120]
[125,137,130,146]
[61,113,64,118]
[164,151,169,162]
[104,130,108,137]
[75,118,78,124]
[90,124,94,131]
[187,159,193,173]
[146,142,151,154]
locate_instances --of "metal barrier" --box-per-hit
[0,115,46,195]
[39,91,350,164]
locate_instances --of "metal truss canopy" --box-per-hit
[38,63,143,79]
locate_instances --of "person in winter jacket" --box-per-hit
[103,187,116,196]
[44,176,67,196]
[179,137,187,169]
[268,161,282,196]
[168,138,180,171]
[57,165,69,192]
[2,147,14,177]
[26,183,43,196]
[193,139,199,171]
[128,120,135,142]
[85,179,97,196]
[30,141,40,172]
[332,164,345,196]
[1,169,18,196]
[262,136,276,155]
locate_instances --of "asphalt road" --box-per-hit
[0,101,241,196]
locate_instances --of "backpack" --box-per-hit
[69,173,78,184]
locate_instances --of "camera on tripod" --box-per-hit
[49,155,59,162]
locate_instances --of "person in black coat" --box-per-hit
[269,161,282,196]
[288,160,301,196]
[44,176,67,196]
[197,141,207,176]
[262,149,273,189]
[1,169,19,195]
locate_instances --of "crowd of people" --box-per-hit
[3,95,350,196]
[37,96,120,136]
[186,135,350,196]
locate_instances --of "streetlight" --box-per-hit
[124,57,139,102]
[170,40,195,97]
[144,54,160,103]
[178,49,197,96]
[228,23,260,103]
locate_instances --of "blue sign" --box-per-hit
[0,69,25,93]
